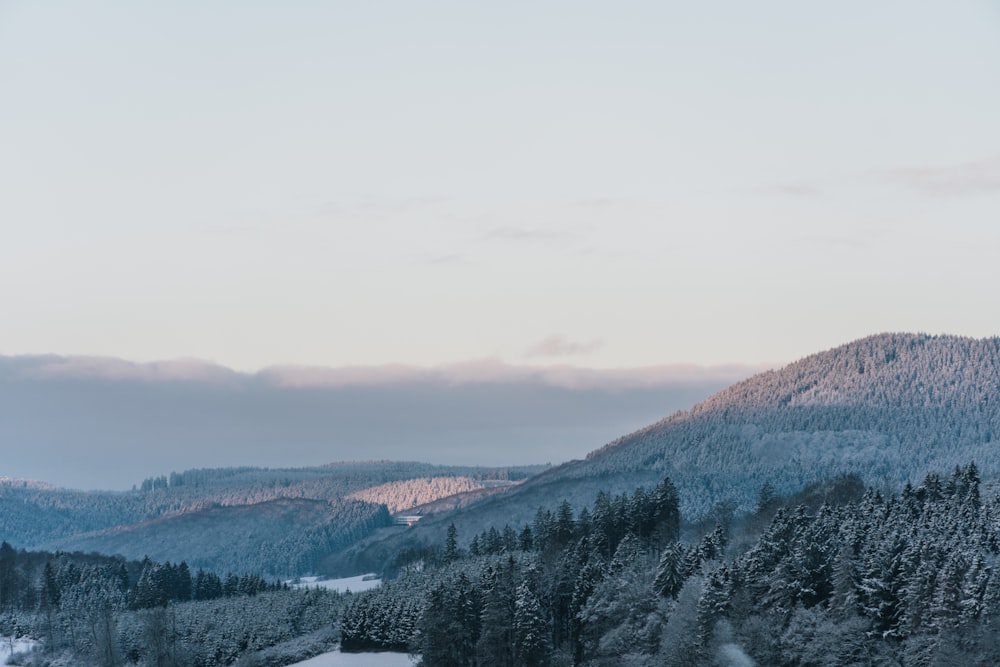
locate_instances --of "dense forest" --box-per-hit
[338,463,1000,666]
[0,544,346,666]
[585,334,1000,514]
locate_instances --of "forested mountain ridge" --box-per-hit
[344,334,1000,569]
[0,462,544,577]
[580,333,1000,509]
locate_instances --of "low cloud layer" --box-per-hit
[23,355,241,385]
[14,354,768,392]
[0,354,767,490]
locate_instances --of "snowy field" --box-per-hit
[289,574,382,593]
[1,636,39,661]
[287,650,416,666]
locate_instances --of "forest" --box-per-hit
[338,463,1000,666]
[4,462,1000,665]
[0,462,544,578]
[0,544,348,666]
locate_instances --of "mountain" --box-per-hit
[342,333,1000,571]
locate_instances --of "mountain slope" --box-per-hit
[579,332,1000,507]
[343,333,1000,569]
[0,461,544,576]
[51,497,389,577]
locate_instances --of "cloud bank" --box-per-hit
[13,354,768,392]
[0,354,767,490]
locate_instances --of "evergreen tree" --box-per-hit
[654,543,688,599]
[652,476,681,548]
[444,523,460,563]
[513,582,550,667]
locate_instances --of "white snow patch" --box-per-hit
[288,574,382,593]
[717,642,756,667]
[286,650,416,666]
[1,636,39,660]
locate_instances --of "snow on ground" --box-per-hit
[1,636,39,661]
[288,574,383,593]
[287,650,416,666]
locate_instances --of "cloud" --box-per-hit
[17,355,240,385]
[758,182,822,198]
[2,354,771,393]
[256,363,435,388]
[525,335,603,359]
[483,226,579,243]
[260,358,770,392]
[421,253,466,265]
[886,155,1000,196]
[0,354,771,489]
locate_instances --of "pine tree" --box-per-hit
[695,567,729,646]
[518,525,534,552]
[513,582,550,667]
[652,476,681,548]
[444,523,460,563]
[654,543,688,599]
[477,559,518,667]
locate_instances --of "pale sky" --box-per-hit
[2,1,999,371]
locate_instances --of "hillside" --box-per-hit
[0,461,544,576]
[579,332,1000,509]
[52,497,389,577]
[342,333,1000,571]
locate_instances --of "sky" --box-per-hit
[1,2,999,371]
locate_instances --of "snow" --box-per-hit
[1,636,39,660]
[286,650,416,666]
[288,574,383,593]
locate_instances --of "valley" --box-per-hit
[5,334,1000,665]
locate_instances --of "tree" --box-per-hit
[0,541,18,611]
[477,560,518,667]
[655,543,688,599]
[518,525,534,552]
[444,524,460,563]
[513,582,550,667]
[652,477,681,548]
[756,480,779,515]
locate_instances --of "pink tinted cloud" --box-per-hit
[887,155,1000,196]
[259,359,770,391]
[8,354,770,392]
[525,335,603,359]
[22,356,239,384]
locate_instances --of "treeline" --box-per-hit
[41,498,392,579]
[339,462,1000,665]
[0,544,343,666]
[139,462,545,498]
[340,476,683,664]
[0,544,281,616]
[1,461,546,553]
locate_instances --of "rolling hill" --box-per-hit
[0,461,544,576]
[341,333,1000,572]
